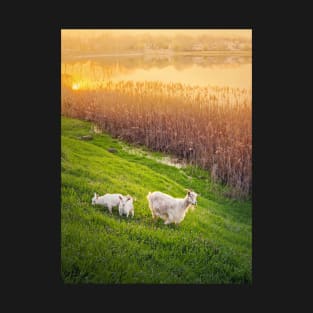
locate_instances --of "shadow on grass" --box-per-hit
[91,204,181,231]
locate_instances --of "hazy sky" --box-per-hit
[62,29,251,39]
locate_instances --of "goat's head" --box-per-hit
[118,195,133,210]
[186,190,198,205]
[91,192,98,205]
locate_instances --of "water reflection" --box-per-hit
[61,53,251,90]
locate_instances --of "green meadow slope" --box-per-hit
[61,116,252,284]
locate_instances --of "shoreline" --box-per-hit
[62,50,252,60]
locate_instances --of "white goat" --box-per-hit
[118,195,135,218]
[91,192,123,214]
[147,190,198,225]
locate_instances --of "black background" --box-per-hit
[4,1,307,310]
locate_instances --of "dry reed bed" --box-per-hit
[62,80,252,198]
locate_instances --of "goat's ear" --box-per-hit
[119,195,123,200]
[127,195,131,200]
[187,191,191,196]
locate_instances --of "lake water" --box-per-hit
[61,52,252,90]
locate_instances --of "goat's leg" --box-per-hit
[165,213,174,225]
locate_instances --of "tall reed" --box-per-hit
[62,80,252,199]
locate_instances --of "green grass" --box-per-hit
[61,116,252,284]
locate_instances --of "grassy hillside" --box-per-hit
[61,116,252,284]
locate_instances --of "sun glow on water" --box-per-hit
[72,83,80,90]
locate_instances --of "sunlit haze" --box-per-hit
[61,29,252,90]
[62,29,251,39]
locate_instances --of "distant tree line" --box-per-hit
[62,32,252,54]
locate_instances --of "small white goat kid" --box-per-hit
[91,193,123,214]
[118,195,135,218]
[147,190,198,225]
